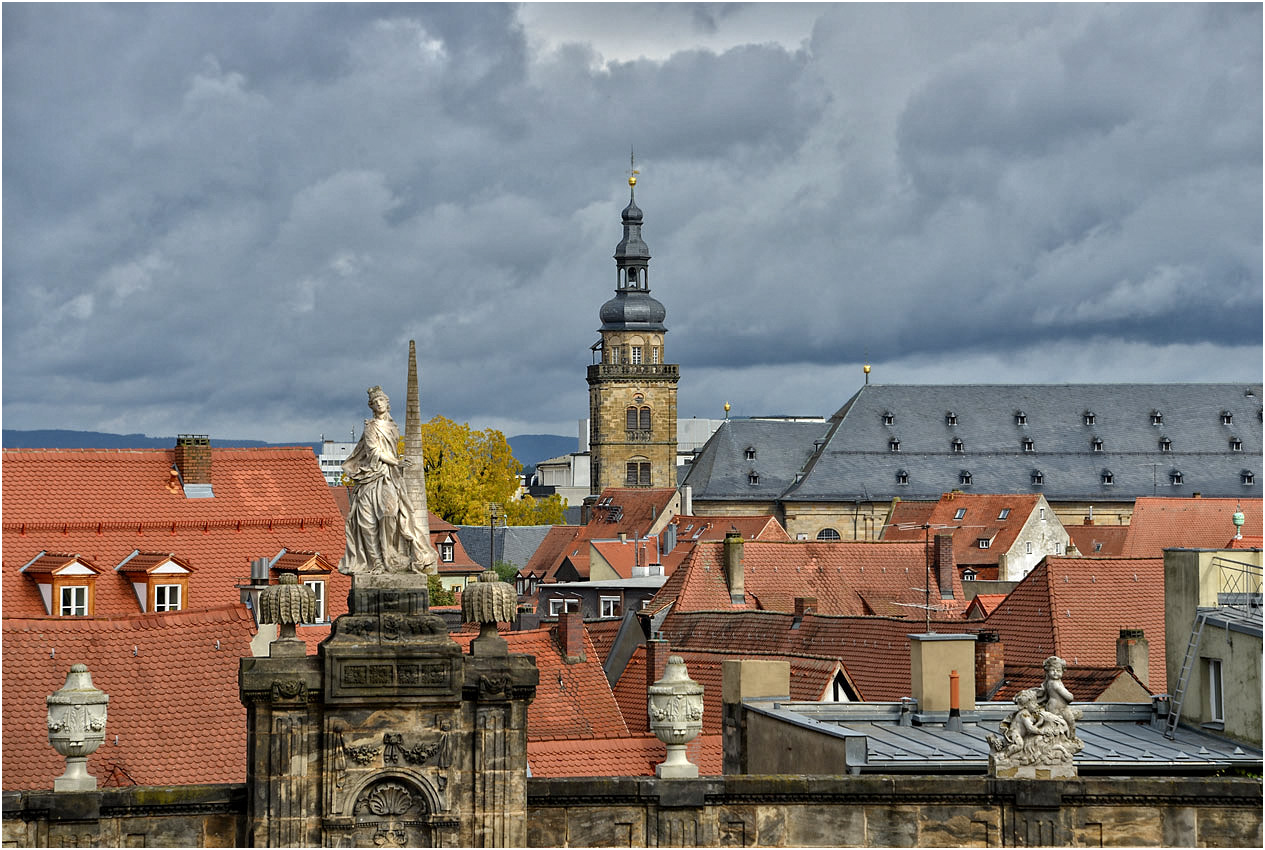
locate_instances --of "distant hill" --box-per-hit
[507,434,576,472]
[2,429,319,453]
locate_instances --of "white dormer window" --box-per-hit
[1032,470,1044,485]
[60,585,89,617]
[978,538,991,549]
[1230,437,1242,452]
[889,438,901,452]
[748,472,760,485]
[951,438,964,453]
[745,447,756,460]
[896,470,909,485]
[304,579,327,622]
[1222,411,1233,425]
[1151,411,1163,425]
[882,412,895,426]
[440,542,454,563]
[1243,470,1256,485]
[1170,470,1184,486]
[1159,437,1172,453]
[1084,411,1096,426]
[1102,470,1115,485]
[1092,437,1103,452]
[1022,438,1035,453]
[153,584,182,612]
[946,411,958,426]
[959,470,972,485]
[1015,411,1027,426]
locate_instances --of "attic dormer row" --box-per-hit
[882,407,1261,428]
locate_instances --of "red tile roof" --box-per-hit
[3,447,348,620]
[1066,524,1130,557]
[584,618,625,664]
[450,624,628,740]
[983,556,1168,691]
[521,526,582,579]
[884,493,1044,568]
[526,734,722,777]
[528,488,676,582]
[965,594,1008,619]
[653,540,962,618]
[2,605,255,791]
[1122,497,1263,557]
[993,664,1151,702]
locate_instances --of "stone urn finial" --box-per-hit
[47,664,109,791]
[258,573,316,656]
[648,655,704,778]
[462,569,517,655]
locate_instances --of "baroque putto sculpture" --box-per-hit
[340,385,437,575]
[987,655,1084,778]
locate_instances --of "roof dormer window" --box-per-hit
[1230,437,1242,452]
[1159,437,1172,453]
[1222,411,1234,425]
[1084,411,1096,426]
[1031,470,1044,485]
[1243,470,1256,485]
[1170,470,1184,486]
[896,469,909,485]
[1022,437,1035,453]
[959,470,973,486]
[115,551,193,613]
[945,411,958,426]
[882,412,895,426]
[889,437,901,453]
[978,538,991,549]
[21,552,101,617]
[1101,470,1115,485]
[1092,437,1103,452]
[951,438,964,453]
[1015,411,1027,426]
[747,472,760,486]
[745,446,756,460]
[1151,410,1163,425]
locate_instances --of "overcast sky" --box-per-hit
[4,3,1261,445]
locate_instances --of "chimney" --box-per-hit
[974,630,1004,700]
[933,533,955,599]
[723,530,745,604]
[909,633,976,712]
[793,596,817,624]
[646,637,670,695]
[557,611,585,663]
[682,485,693,516]
[174,435,212,485]
[1117,628,1149,688]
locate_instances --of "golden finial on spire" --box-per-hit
[629,148,639,188]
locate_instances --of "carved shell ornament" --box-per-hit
[363,782,414,816]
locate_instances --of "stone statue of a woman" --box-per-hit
[339,386,436,575]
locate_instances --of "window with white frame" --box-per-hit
[60,585,88,617]
[959,470,972,485]
[600,596,620,618]
[630,346,642,364]
[1205,658,1224,723]
[896,470,909,485]
[1092,437,1103,452]
[816,528,841,541]
[154,584,182,612]
[440,542,455,562]
[548,598,580,616]
[304,579,327,622]
[651,347,659,364]
[1026,541,1033,554]
[747,472,760,485]
[1084,411,1096,426]
[998,508,1011,520]
[889,437,900,452]
[1243,470,1256,485]
[978,538,991,549]
[1170,470,1184,486]
[1032,470,1044,485]
[1102,470,1115,485]
[1222,411,1233,425]
[1230,437,1242,452]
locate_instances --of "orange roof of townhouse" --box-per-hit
[983,556,1168,691]
[884,493,1044,568]
[583,617,625,664]
[613,644,848,735]
[992,664,1152,703]
[652,539,964,618]
[2,604,255,791]
[527,488,677,582]
[450,624,628,740]
[964,594,1008,619]
[1066,524,1130,557]
[521,526,583,579]
[1121,497,1263,557]
[2,447,348,621]
[526,734,722,778]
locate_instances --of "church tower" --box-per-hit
[587,165,679,493]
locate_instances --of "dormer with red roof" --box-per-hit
[115,551,194,613]
[19,552,102,617]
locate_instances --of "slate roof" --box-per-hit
[652,539,964,618]
[983,556,1168,691]
[457,524,555,570]
[681,419,832,502]
[1120,497,1263,557]
[2,604,255,791]
[526,734,722,777]
[883,493,1048,568]
[2,447,348,620]
[688,384,1262,504]
[450,624,628,740]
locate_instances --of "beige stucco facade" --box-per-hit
[996,496,1071,581]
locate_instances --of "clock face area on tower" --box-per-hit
[587,178,679,494]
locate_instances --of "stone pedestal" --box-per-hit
[241,574,537,847]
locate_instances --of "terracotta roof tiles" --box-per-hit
[1121,497,1262,557]
[526,734,722,777]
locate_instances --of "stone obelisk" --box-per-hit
[405,340,439,572]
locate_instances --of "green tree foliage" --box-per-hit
[427,574,455,606]
[417,415,568,526]
[493,560,518,583]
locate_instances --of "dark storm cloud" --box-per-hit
[3,3,1259,442]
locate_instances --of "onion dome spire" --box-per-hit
[601,150,666,332]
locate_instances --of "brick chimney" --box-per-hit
[793,597,817,626]
[723,530,745,604]
[1116,628,1149,688]
[174,435,212,484]
[974,630,1005,700]
[557,611,585,663]
[933,533,955,599]
[646,637,670,693]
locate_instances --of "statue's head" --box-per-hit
[1015,687,1042,708]
[367,385,390,411]
[1043,656,1066,678]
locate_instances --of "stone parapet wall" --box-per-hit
[4,776,1260,847]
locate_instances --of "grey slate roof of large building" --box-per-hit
[456,524,554,570]
[684,384,1263,503]
[681,419,833,501]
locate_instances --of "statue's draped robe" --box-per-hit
[340,415,427,573]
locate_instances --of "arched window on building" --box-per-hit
[817,528,841,541]
[626,407,638,430]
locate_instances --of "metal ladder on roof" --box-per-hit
[1164,610,1207,740]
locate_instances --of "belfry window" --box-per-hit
[630,346,642,365]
